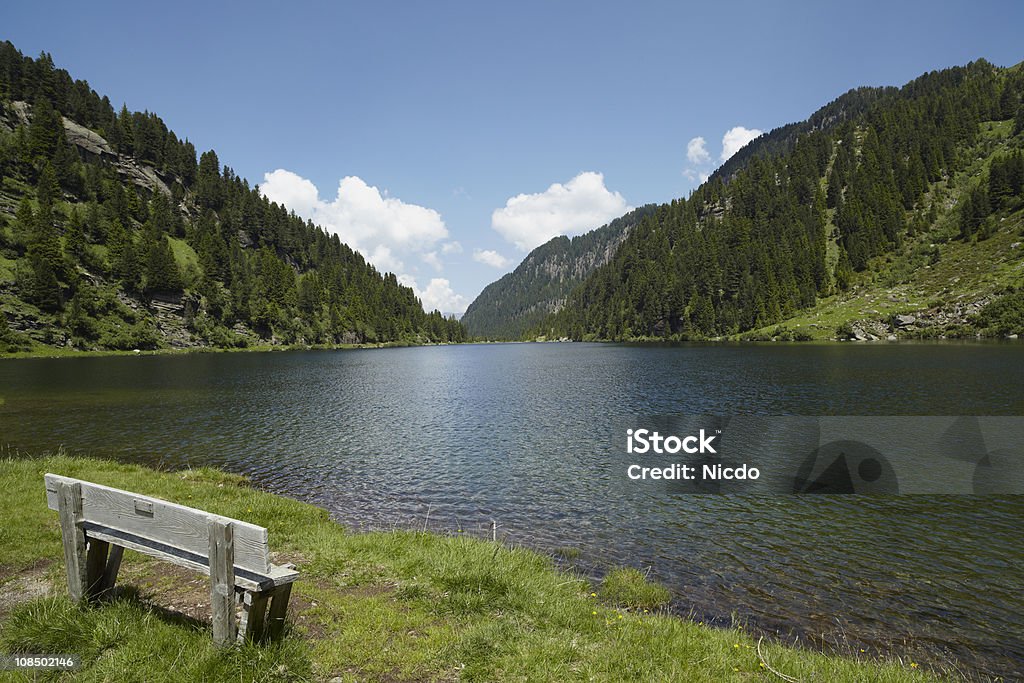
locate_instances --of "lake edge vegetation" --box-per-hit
[0,454,943,681]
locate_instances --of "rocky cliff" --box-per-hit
[461,205,655,339]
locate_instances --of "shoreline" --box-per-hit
[2,334,1021,361]
[0,454,944,681]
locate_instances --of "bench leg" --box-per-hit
[267,584,292,641]
[209,520,236,646]
[84,539,109,600]
[99,545,124,595]
[238,591,270,643]
[57,482,88,602]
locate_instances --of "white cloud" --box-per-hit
[473,249,512,269]
[491,171,630,252]
[261,169,449,278]
[441,241,463,254]
[260,170,320,215]
[369,244,404,274]
[683,169,711,183]
[682,125,764,184]
[421,251,443,271]
[400,276,469,316]
[720,126,763,162]
[686,136,710,165]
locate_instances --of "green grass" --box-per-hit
[749,207,1024,341]
[599,568,671,611]
[0,254,16,283]
[167,236,200,276]
[737,120,1024,342]
[0,455,943,681]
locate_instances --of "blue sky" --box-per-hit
[4,1,1023,314]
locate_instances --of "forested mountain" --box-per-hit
[0,43,465,353]
[529,59,1024,341]
[461,205,655,339]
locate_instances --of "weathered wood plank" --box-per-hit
[81,525,296,591]
[45,473,270,574]
[266,583,293,641]
[209,519,236,646]
[99,544,124,594]
[238,590,270,642]
[84,538,109,599]
[57,482,88,602]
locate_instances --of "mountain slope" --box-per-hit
[535,59,1024,341]
[465,80,926,342]
[0,43,465,353]
[461,205,655,339]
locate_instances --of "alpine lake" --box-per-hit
[2,341,1022,679]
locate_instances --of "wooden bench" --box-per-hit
[45,473,299,646]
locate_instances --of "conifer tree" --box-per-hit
[35,160,60,207]
[27,96,63,162]
[143,226,183,294]
[10,197,34,252]
[65,207,86,262]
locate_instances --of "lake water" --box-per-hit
[1,342,1022,679]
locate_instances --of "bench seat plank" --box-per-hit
[82,524,299,592]
[45,473,270,575]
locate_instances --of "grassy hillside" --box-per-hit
[0,455,940,682]
[740,119,1024,341]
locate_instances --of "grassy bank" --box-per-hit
[0,340,458,361]
[0,456,940,682]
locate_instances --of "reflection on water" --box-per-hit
[1,342,1023,678]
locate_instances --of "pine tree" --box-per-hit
[52,134,80,193]
[35,160,60,206]
[27,96,63,161]
[196,150,223,210]
[960,184,991,240]
[107,219,140,291]
[143,229,183,294]
[117,104,134,155]
[23,249,63,312]
[834,248,854,291]
[11,197,34,252]
[65,207,86,262]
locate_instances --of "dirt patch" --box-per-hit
[0,559,53,619]
[270,550,307,567]
[117,558,214,624]
[117,557,315,637]
[287,588,326,641]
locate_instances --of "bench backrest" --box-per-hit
[44,473,271,575]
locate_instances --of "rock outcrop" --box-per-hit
[461,205,656,339]
[841,295,998,340]
[8,102,178,198]
[61,117,115,159]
